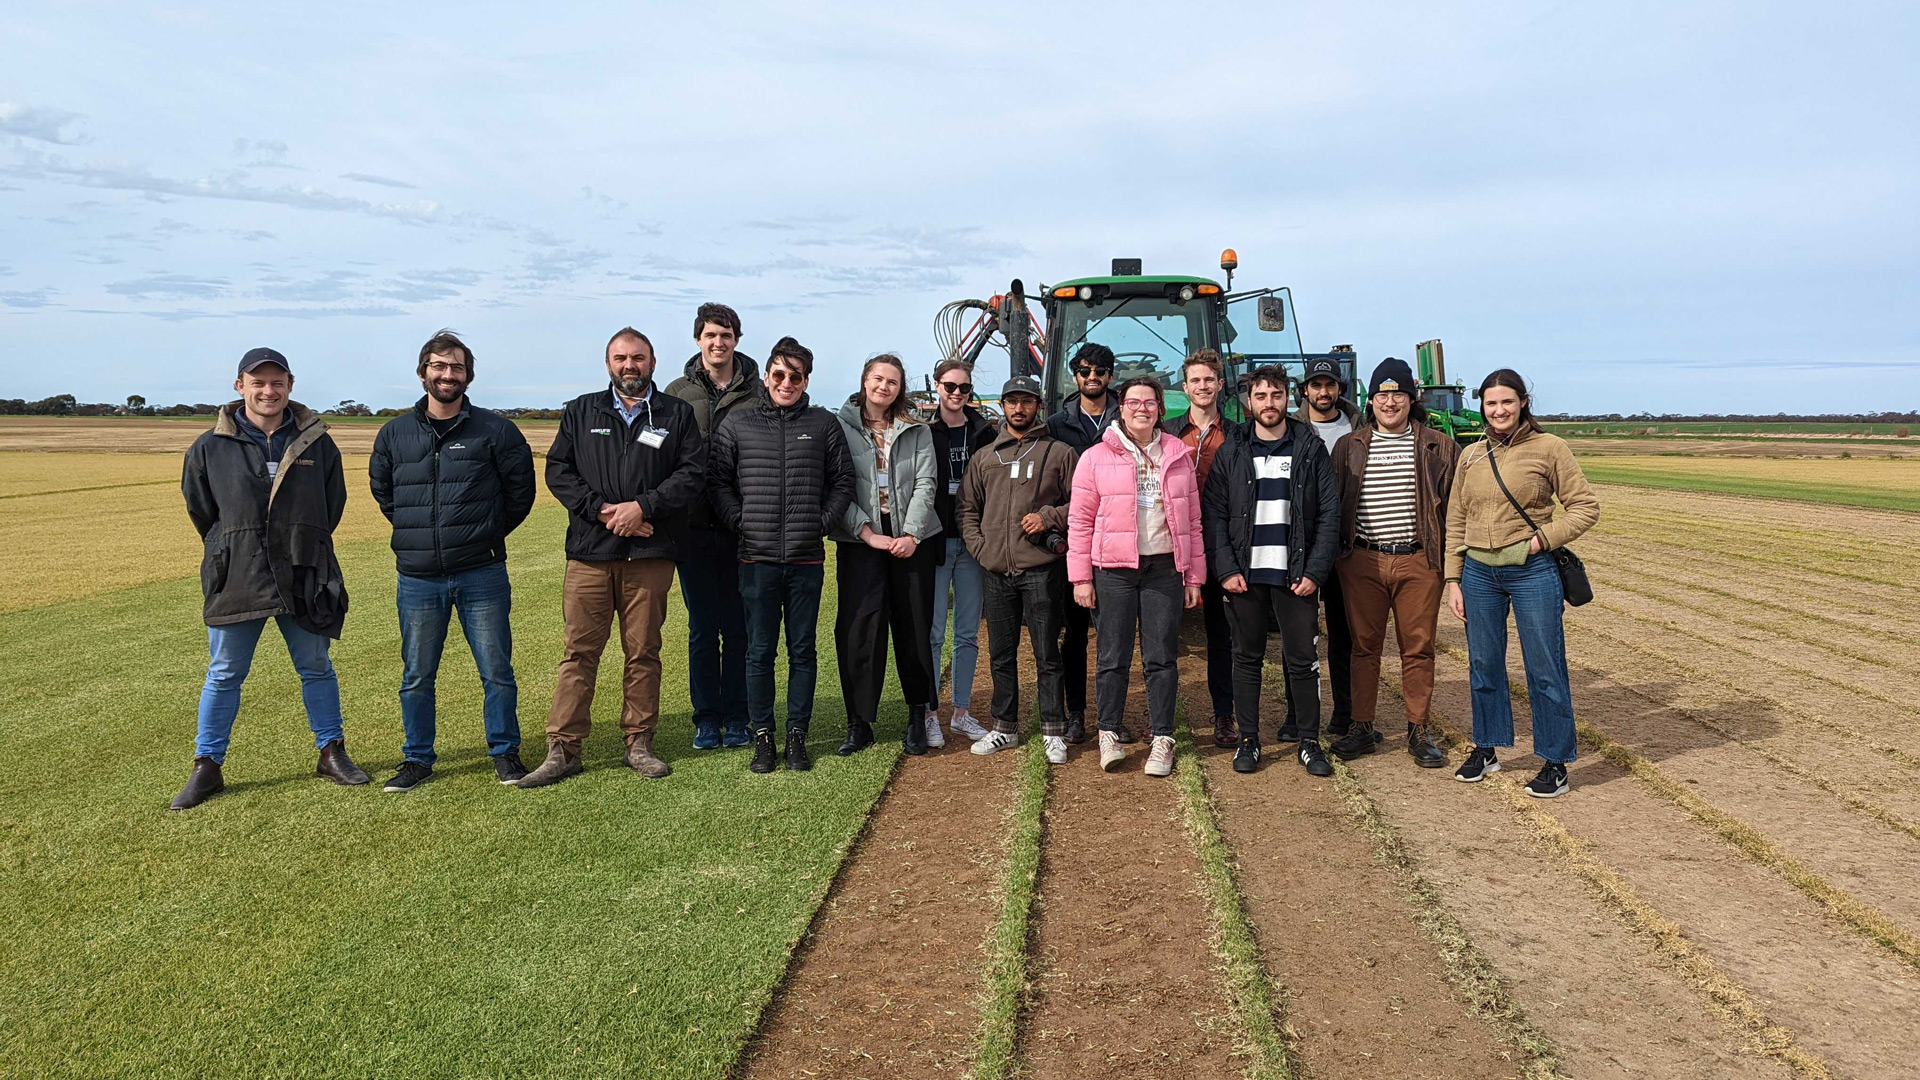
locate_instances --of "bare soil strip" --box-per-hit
[1021,654,1242,1080]
[742,650,1018,1080]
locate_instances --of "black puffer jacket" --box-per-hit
[664,352,761,531]
[369,397,536,577]
[182,401,349,637]
[708,391,854,564]
[1201,420,1340,589]
[545,386,707,562]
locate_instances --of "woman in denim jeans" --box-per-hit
[1443,369,1599,797]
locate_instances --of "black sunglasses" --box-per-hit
[938,381,973,395]
[1074,365,1113,377]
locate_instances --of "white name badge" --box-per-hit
[637,428,667,449]
[948,479,961,495]
[875,470,889,488]
[266,461,279,479]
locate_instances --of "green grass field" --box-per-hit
[0,504,902,1078]
[1577,455,1920,513]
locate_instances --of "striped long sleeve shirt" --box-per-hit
[1356,426,1418,545]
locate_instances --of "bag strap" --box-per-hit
[1485,443,1545,537]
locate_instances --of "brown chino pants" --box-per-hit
[1338,547,1443,727]
[547,558,676,747]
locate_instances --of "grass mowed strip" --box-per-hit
[1578,456,1920,512]
[0,507,898,1079]
[970,733,1051,1080]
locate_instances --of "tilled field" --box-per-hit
[743,481,1919,1080]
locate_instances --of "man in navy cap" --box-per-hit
[172,347,366,810]
[1282,354,1362,744]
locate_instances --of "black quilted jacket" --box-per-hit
[369,398,536,577]
[708,391,854,564]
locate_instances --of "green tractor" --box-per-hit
[1414,339,1484,445]
[935,252,1357,424]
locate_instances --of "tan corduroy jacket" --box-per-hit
[1443,427,1600,580]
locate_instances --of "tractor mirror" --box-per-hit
[1257,296,1286,332]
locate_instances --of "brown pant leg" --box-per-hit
[548,560,616,747]
[1338,549,1392,727]
[1389,554,1444,725]
[614,558,676,739]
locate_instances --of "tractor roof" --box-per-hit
[1051,274,1223,289]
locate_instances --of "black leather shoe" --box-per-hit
[903,706,928,756]
[1114,722,1138,744]
[316,740,370,786]
[1326,715,1354,738]
[785,729,813,771]
[1298,739,1334,777]
[169,757,224,811]
[1232,742,1261,774]
[1408,724,1448,769]
[1063,713,1089,744]
[750,731,777,773]
[1212,715,1239,748]
[838,721,874,756]
[1330,722,1381,760]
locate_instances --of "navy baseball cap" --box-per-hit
[1302,357,1342,386]
[238,347,291,375]
[1000,375,1043,400]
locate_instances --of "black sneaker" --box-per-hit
[1298,740,1333,777]
[785,729,812,772]
[1455,746,1500,783]
[1326,715,1353,738]
[1232,741,1261,774]
[750,731,777,774]
[1526,762,1569,798]
[1275,720,1301,744]
[1114,722,1139,745]
[1064,712,1089,745]
[383,761,433,793]
[492,751,529,785]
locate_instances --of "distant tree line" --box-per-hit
[0,394,563,420]
[1537,411,1920,423]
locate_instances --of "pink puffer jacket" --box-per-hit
[1067,426,1206,588]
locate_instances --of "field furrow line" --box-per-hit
[1596,494,1920,545]
[1594,508,1920,566]
[1578,554,1920,645]
[969,738,1051,1080]
[1437,640,1920,974]
[1581,537,1920,629]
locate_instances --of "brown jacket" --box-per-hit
[1331,421,1460,575]
[958,426,1076,575]
[1443,427,1600,580]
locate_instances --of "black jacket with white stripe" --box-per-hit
[1201,419,1339,589]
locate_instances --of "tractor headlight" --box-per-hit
[1077,286,1094,301]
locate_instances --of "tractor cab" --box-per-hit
[1036,256,1356,424]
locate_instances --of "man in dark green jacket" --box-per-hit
[172,348,367,811]
[663,302,761,749]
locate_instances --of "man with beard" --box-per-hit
[370,330,537,792]
[1164,349,1238,747]
[1044,342,1127,745]
[665,303,761,750]
[958,376,1076,763]
[1280,355,1362,744]
[1203,366,1339,777]
[520,327,707,787]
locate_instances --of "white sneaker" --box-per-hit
[924,713,946,749]
[1144,735,1176,777]
[1099,730,1126,772]
[1043,735,1068,764]
[971,730,1019,755]
[950,712,990,741]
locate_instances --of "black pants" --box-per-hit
[835,540,935,728]
[1200,577,1235,718]
[1057,588,1090,718]
[1284,569,1352,727]
[1093,554,1182,739]
[983,562,1067,736]
[1226,580,1322,743]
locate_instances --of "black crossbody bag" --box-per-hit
[1485,447,1593,607]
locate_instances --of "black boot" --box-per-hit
[1330,721,1381,760]
[1114,722,1138,745]
[315,739,370,785]
[903,705,928,756]
[838,720,874,757]
[1063,711,1089,745]
[1408,724,1448,769]
[169,756,224,811]
[750,731,777,774]
[785,728,813,771]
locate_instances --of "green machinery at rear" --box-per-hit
[934,253,1356,425]
[1413,339,1484,444]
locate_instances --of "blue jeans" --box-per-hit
[926,536,983,713]
[195,616,345,763]
[738,561,824,735]
[677,528,749,731]
[1461,553,1577,763]
[397,562,519,767]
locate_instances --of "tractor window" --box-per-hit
[1048,297,1210,405]
[1220,289,1305,398]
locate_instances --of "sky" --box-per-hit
[3,1,1917,415]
